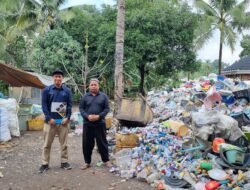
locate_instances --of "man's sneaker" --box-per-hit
[61,162,72,170]
[39,164,49,173]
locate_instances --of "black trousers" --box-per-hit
[82,124,109,164]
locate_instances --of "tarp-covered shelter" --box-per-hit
[0,62,69,88]
[0,62,70,104]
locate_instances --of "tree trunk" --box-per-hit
[218,31,223,75]
[114,0,125,104]
[84,32,89,94]
[139,63,145,96]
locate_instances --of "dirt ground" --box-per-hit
[0,131,153,190]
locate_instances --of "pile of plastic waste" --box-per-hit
[110,74,250,190]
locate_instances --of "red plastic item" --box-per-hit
[212,138,225,153]
[161,169,166,174]
[157,182,165,190]
[205,181,220,190]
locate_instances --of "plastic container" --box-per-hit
[18,104,32,115]
[233,89,250,101]
[212,138,225,153]
[27,119,44,131]
[105,116,112,129]
[200,162,213,170]
[221,95,235,105]
[217,75,225,81]
[18,114,32,131]
[205,181,220,190]
[225,150,245,165]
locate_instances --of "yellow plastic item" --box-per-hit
[105,116,112,129]
[115,133,138,148]
[27,119,44,131]
[164,120,189,137]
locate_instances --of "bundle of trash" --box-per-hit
[110,74,250,190]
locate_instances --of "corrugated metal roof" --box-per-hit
[223,56,250,72]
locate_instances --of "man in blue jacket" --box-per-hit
[39,69,72,173]
[79,78,110,169]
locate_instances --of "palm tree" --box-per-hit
[1,0,74,39]
[194,0,250,74]
[0,0,39,62]
[37,0,75,34]
[0,0,74,63]
[114,0,125,103]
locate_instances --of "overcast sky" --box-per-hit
[60,0,250,64]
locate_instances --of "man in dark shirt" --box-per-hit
[79,78,110,169]
[39,69,72,173]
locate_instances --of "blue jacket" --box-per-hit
[42,84,72,123]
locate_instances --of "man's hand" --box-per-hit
[48,119,56,126]
[88,115,100,122]
[88,115,94,121]
[61,118,69,125]
[92,115,100,121]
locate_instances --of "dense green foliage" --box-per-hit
[62,2,197,95]
[124,0,197,94]
[30,28,83,79]
[2,0,245,97]
[240,35,250,58]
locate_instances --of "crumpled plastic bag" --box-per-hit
[216,114,244,142]
[0,107,11,142]
[0,98,20,137]
[192,111,244,141]
[192,111,220,127]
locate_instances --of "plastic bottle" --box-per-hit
[147,173,160,184]
[120,170,134,179]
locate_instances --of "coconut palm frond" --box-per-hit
[194,0,219,17]
[0,34,7,53]
[224,24,237,52]
[58,9,75,23]
[6,25,21,41]
[194,26,215,50]
[228,1,250,31]
[16,11,38,30]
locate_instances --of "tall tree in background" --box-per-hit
[240,35,250,57]
[63,5,116,97]
[0,0,74,66]
[37,0,75,34]
[125,0,196,95]
[195,0,250,74]
[0,0,39,62]
[114,0,125,103]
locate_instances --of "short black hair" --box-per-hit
[52,69,64,76]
